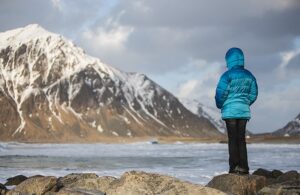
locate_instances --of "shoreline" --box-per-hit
[1,135,300,144]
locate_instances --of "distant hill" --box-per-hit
[273,113,300,136]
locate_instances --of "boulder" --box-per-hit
[258,180,300,195]
[7,176,57,195]
[276,170,299,183]
[271,170,283,179]
[56,173,98,189]
[4,175,28,186]
[52,187,105,195]
[207,173,266,195]
[252,168,283,179]
[253,168,273,178]
[29,174,45,179]
[0,183,7,195]
[63,176,116,192]
[252,168,284,185]
[105,170,226,195]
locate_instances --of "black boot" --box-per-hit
[235,166,249,175]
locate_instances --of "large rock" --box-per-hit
[253,168,284,185]
[276,170,299,183]
[258,180,300,195]
[271,170,284,179]
[4,175,28,186]
[253,168,283,179]
[52,187,105,195]
[62,176,116,192]
[105,170,226,195]
[207,173,266,195]
[56,173,98,189]
[7,176,57,195]
[0,183,7,195]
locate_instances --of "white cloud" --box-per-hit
[279,49,300,68]
[185,59,222,103]
[83,25,133,51]
[178,80,199,99]
[277,48,300,78]
[176,59,223,105]
[132,0,151,13]
[51,0,63,11]
[188,58,209,69]
[82,13,134,53]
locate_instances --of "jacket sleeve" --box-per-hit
[215,72,230,109]
[249,78,258,105]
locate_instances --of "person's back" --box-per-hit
[215,47,258,174]
[215,48,257,119]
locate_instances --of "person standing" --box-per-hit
[215,47,258,174]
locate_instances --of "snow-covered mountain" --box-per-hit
[273,113,300,136]
[0,24,222,142]
[180,99,254,136]
[179,99,226,133]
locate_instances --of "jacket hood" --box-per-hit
[225,47,244,69]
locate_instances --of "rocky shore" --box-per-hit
[1,169,299,195]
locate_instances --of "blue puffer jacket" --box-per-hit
[215,48,258,119]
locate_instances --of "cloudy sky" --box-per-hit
[1,0,300,133]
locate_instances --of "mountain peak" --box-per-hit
[0,24,57,47]
[21,23,49,33]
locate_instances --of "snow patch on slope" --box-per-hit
[180,99,226,133]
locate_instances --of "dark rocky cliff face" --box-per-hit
[0,24,222,142]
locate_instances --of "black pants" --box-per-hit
[225,119,249,173]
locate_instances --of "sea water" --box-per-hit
[0,142,299,185]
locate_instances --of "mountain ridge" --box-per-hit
[180,98,255,136]
[0,24,222,142]
[273,113,300,136]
